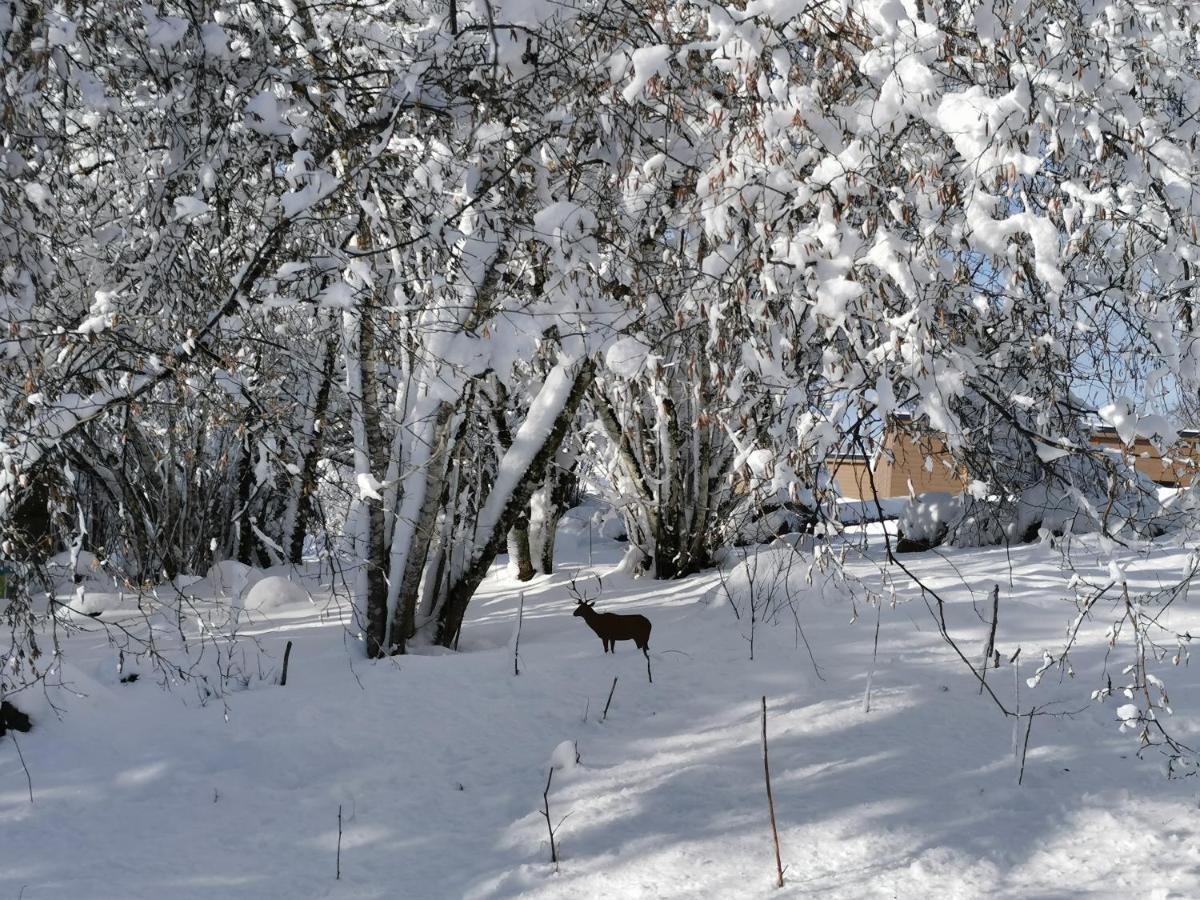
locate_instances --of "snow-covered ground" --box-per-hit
[5,509,1200,898]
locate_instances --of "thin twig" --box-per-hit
[541,768,559,870]
[601,676,618,722]
[980,584,999,695]
[336,804,342,879]
[863,602,881,713]
[280,640,293,687]
[1018,709,1036,785]
[762,696,784,888]
[10,730,33,803]
[514,592,524,677]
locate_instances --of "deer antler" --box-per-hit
[567,572,603,605]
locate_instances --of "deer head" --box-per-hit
[567,572,602,614]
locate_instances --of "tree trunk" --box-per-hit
[435,360,595,647]
[535,456,577,575]
[288,337,337,563]
[235,433,257,566]
[386,401,456,653]
[508,508,536,581]
[345,302,391,659]
[486,379,535,582]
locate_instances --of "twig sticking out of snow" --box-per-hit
[863,603,881,713]
[10,730,33,804]
[280,640,293,687]
[761,696,784,888]
[979,585,999,696]
[601,677,618,722]
[541,768,559,871]
[514,593,524,677]
[336,804,342,880]
[1018,708,1038,786]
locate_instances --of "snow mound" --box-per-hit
[599,511,628,541]
[835,496,907,524]
[46,550,134,617]
[720,547,848,614]
[898,453,1167,551]
[549,740,579,771]
[48,548,102,579]
[897,492,962,550]
[172,573,205,592]
[205,560,262,599]
[60,589,138,618]
[240,575,310,611]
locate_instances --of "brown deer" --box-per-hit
[573,599,652,657]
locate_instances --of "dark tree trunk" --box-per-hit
[435,361,595,647]
[390,401,456,653]
[359,306,391,660]
[508,507,536,582]
[235,433,257,566]
[537,459,577,575]
[289,338,337,563]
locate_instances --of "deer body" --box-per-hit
[573,601,651,655]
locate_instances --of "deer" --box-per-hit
[572,599,652,657]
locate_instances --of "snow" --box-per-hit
[173,195,211,222]
[356,472,386,501]
[200,23,231,59]
[240,575,311,612]
[621,46,672,103]
[244,91,291,138]
[8,518,1200,897]
[141,4,188,48]
[531,202,597,273]
[898,491,961,544]
[549,740,579,771]
[834,496,907,524]
[205,559,262,600]
[813,276,861,328]
[604,336,653,379]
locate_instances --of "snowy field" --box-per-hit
[5,510,1200,899]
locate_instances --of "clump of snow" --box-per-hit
[172,195,211,222]
[720,546,848,614]
[1099,397,1179,449]
[621,45,672,102]
[244,90,291,138]
[834,496,907,524]
[745,448,774,479]
[599,510,628,541]
[47,548,102,581]
[899,450,1168,551]
[141,5,188,47]
[205,559,262,600]
[60,589,137,618]
[549,739,579,771]
[532,201,597,273]
[44,550,144,618]
[735,504,814,546]
[172,573,205,592]
[604,336,653,379]
[356,472,386,501]
[240,575,310,612]
[897,492,962,549]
